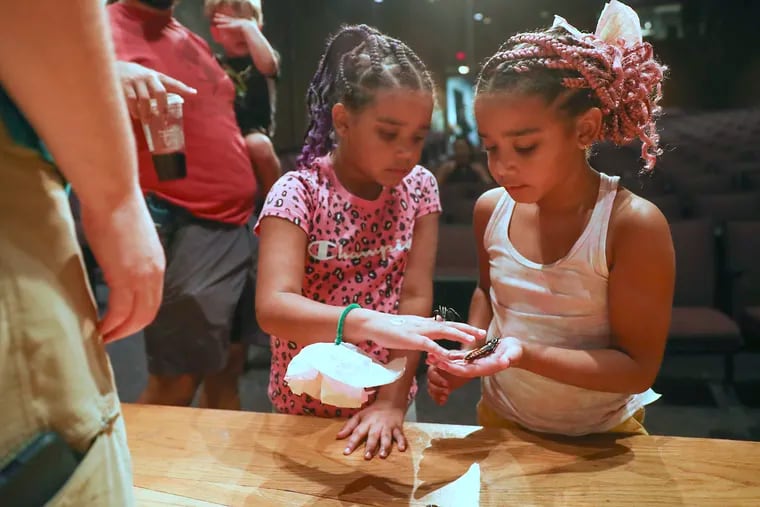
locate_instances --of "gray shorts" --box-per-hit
[144,197,264,376]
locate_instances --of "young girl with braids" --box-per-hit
[255,24,484,458]
[427,1,676,436]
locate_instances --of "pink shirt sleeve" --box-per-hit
[254,173,314,235]
[415,168,443,218]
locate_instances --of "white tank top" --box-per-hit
[481,173,660,435]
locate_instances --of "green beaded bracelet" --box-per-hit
[335,303,361,345]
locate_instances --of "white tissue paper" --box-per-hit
[284,342,407,408]
[595,0,643,47]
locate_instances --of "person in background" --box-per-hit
[205,0,283,361]
[434,136,492,187]
[108,0,260,411]
[206,0,282,206]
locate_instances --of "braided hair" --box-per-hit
[477,25,666,172]
[298,24,434,168]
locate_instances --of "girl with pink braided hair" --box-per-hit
[427,1,676,436]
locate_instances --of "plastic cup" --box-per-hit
[141,93,187,181]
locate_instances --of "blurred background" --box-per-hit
[176,0,760,152]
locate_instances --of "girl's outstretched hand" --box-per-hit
[346,310,486,358]
[336,400,407,460]
[426,337,523,377]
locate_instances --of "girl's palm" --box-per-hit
[428,337,523,377]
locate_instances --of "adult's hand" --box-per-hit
[115,61,196,122]
[81,189,165,343]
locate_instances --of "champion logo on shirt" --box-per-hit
[308,238,412,261]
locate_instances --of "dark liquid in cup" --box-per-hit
[152,152,187,181]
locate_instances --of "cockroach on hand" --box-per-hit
[464,337,500,362]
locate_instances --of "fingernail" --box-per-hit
[344,448,351,454]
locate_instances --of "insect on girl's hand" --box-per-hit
[426,337,523,378]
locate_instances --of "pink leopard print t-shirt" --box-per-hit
[254,156,441,418]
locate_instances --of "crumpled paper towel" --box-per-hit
[284,342,406,408]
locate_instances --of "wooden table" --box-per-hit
[123,404,760,506]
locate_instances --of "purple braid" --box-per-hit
[298,24,435,168]
[297,25,375,167]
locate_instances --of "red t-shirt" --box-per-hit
[107,3,255,225]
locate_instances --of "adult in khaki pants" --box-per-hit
[0,1,164,504]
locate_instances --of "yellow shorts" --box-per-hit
[476,400,648,436]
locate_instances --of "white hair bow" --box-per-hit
[552,0,643,48]
[595,0,644,46]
